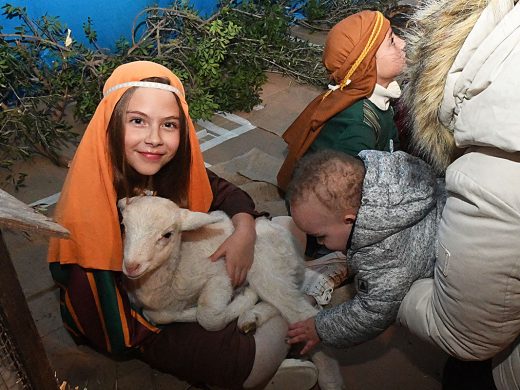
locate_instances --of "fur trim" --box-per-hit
[401,0,490,173]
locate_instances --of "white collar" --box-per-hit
[368,81,401,110]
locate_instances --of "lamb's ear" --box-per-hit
[179,209,224,232]
[118,197,129,212]
[117,196,140,212]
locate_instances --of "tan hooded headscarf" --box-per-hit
[48,61,212,271]
[277,10,390,191]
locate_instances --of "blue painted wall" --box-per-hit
[0,0,219,51]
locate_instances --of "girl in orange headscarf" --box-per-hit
[47,61,315,389]
[277,10,406,192]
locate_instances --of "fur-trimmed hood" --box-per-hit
[402,0,520,173]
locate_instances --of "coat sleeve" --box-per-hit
[50,263,160,355]
[314,266,412,348]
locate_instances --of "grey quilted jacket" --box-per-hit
[315,150,446,348]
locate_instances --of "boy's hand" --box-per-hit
[287,317,320,355]
[209,213,255,287]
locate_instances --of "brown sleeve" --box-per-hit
[207,169,266,218]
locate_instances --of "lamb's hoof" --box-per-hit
[238,311,258,334]
[239,322,257,334]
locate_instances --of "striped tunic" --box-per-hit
[50,170,259,355]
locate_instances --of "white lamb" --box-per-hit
[119,195,344,390]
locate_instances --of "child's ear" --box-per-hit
[343,213,357,225]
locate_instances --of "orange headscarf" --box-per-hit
[47,61,212,271]
[277,11,390,191]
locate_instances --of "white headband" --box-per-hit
[103,81,183,98]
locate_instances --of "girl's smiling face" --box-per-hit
[124,87,181,176]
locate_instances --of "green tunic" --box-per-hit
[308,98,400,156]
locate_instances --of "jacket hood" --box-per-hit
[401,0,490,173]
[352,150,439,248]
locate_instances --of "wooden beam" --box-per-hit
[0,190,69,238]
[0,231,58,389]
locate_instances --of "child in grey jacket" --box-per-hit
[286,149,445,354]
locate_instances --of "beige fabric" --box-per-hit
[493,337,520,390]
[439,0,520,152]
[399,3,520,387]
[368,81,401,110]
[243,315,289,388]
[398,149,520,389]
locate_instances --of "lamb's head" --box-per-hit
[118,196,224,279]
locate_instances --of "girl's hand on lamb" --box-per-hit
[287,317,320,355]
[210,212,256,287]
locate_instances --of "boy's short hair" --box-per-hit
[287,150,365,213]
